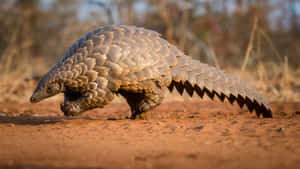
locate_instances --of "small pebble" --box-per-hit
[276,127,284,132]
[279,112,288,116]
[186,153,198,159]
[107,117,117,120]
[193,126,204,131]
[231,120,238,125]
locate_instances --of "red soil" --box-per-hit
[0,100,299,169]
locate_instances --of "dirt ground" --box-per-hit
[0,99,299,169]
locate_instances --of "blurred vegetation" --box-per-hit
[0,0,299,102]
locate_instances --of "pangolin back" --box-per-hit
[48,25,180,91]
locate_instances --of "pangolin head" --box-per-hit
[30,71,64,103]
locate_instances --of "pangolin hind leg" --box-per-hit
[61,87,115,116]
[118,83,165,119]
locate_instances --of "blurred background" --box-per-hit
[0,0,299,103]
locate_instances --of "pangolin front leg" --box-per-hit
[61,87,115,116]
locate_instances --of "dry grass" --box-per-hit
[0,57,299,103]
[0,10,298,104]
[230,64,300,102]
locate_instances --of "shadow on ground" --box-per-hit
[1,165,105,169]
[0,116,94,125]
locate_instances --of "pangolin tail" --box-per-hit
[170,56,272,118]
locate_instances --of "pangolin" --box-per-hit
[30,25,272,119]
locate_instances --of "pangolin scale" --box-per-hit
[30,25,272,119]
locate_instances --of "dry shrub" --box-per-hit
[0,0,299,103]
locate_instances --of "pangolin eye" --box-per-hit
[47,87,53,93]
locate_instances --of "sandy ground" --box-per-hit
[0,99,299,169]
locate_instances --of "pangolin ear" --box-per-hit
[53,82,63,93]
[58,82,64,91]
[46,82,63,94]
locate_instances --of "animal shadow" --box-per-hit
[0,116,93,126]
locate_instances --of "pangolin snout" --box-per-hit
[30,93,40,103]
[30,95,36,103]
